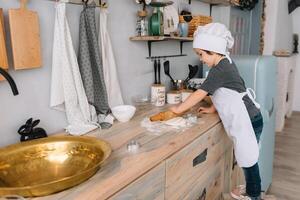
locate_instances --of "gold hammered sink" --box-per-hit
[0,136,111,197]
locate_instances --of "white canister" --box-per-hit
[151,84,165,107]
[167,90,181,104]
[181,89,193,102]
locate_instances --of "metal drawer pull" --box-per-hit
[193,148,207,167]
[197,188,206,200]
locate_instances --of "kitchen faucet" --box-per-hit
[0,67,19,95]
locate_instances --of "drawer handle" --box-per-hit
[193,148,207,167]
[197,188,206,200]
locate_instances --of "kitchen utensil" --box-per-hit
[157,58,161,84]
[8,0,42,70]
[149,1,173,7]
[163,5,179,35]
[187,78,206,90]
[150,110,178,121]
[184,64,199,84]
[0,8,8,71]
[154,59,157,84]
[172,79,186,90]
[127,140,140,152]
[163,60,175,84]
[149,7,164,36]
[0,8,8,82]
[0,136,111,197]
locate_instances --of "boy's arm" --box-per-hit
[170,89,208,114]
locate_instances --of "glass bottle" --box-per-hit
[136,10,148,36]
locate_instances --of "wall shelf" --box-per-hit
[130,36,193,58]
[129,36,193,42]
[197,0,231,6]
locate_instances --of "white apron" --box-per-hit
[211,87,260,168]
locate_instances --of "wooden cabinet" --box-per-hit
[110,123,233,200]
[109,162,165,200]
[165,124,230,199]
[223,144,245,195]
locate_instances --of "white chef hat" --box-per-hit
[193,23,234,63]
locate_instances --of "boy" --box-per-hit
[170,23,263,200]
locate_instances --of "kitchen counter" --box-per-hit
[31,103,233,200]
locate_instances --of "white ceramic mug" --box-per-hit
[151,84,165,106]
[181,89,193,102]
[167,91,181,104]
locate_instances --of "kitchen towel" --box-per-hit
[78,2,112,128]
[50,2,98,135]
[98,8,124,108]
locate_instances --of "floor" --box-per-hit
[268,112,300,200]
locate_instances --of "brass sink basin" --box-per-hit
[0,136,111,197]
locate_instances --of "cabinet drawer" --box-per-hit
[165,124,228,199]
[108,162,165,200]
[183,158,225,200]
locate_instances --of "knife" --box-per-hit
[157,59,161,84]
[154,59,157,84]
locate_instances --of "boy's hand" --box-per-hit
[198,105,216,114]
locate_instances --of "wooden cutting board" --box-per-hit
[8,0,42,70]
[0,8,8,81]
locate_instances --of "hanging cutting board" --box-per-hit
[8,0,42,70]
[0,8,9,81]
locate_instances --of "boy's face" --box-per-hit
[194,48,219,67]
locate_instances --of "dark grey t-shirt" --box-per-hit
[200,58,260,119]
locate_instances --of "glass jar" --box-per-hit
[136,10,148,36]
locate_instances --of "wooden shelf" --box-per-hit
[129,36,193,42]
[130,36,193,57]
[197,0,232,6]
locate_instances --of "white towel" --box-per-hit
[50,3,98,135]
[98,8,124,108]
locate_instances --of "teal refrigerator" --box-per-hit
[232,55,277,192]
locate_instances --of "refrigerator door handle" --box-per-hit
[268,98,275,118]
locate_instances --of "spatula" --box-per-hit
[184,64,199,84]
[163,60,175,84]
[154,59,157,84]
[157,59,161,84]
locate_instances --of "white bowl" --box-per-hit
[111,105,136,122]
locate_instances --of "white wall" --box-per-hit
[291,8,300,111]
[263,0,293,55]
[263,0,279,55]
[274,0,293,52]
[0,0,230,147]
[263,0,300,111]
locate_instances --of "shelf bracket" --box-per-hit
[209,4,217,16]
[146,54,187,59]
[147,41,152,57]
[180,41,191,55]
[147,40,161,57]
[147,39,192,58]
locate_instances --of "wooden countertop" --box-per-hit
[32,104,221,200]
